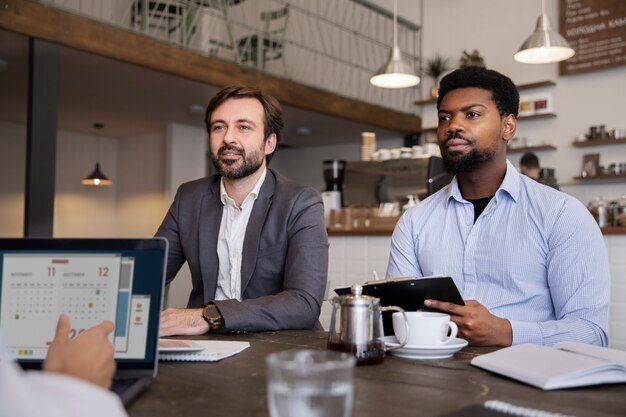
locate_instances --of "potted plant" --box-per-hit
[424,54,450,98]
[459,49,486,68]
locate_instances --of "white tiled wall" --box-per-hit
[321,236,392,329]
[324,235,626,350]
[606,235,626,351]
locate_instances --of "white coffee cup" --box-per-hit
[392,312,458,346]
[378,148,391,160]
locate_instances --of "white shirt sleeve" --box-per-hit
[0,341,127,417]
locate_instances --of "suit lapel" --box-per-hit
[241,170,275,292]
[198,178,222,303]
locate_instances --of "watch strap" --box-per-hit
[202,303,224,333]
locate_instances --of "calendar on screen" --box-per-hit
[0,253,145,359]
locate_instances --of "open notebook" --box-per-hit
[471,341,626,390]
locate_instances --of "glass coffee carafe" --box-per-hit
[327,284,408,365]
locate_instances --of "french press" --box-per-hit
[327,284,408,365]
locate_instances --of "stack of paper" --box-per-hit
[158,339,250,362]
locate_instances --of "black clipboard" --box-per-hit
[334,276,464,334]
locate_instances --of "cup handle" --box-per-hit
[442,321,458,344]
[381,306,408,349]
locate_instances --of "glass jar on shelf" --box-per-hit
[615,196,626,227]
[588,196,610,227]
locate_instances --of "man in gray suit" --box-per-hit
[157,85,329,335]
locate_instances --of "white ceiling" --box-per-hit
[0,29,401,148]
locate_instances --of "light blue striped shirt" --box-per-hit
[386,160,609,346]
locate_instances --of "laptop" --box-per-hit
[0,237,168,405]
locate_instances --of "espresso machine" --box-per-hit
[321,160,346,222]
[342,156,452,206]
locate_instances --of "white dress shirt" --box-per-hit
[0,337,127,417]
[215,168,267,301]
[387,160,610,346]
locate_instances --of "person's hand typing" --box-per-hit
[159,308,209,337]
[43,313,117,389]
[424,299,512,347]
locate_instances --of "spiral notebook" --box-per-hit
[159,339,250,362]
[442,401,575,417]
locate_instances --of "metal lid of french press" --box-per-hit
[336,284,379,307]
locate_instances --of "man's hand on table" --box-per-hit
[424,299,512,347]
[160,308,209,337]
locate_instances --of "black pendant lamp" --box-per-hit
[81,162,112,186]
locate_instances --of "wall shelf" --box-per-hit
[573,173,626,182]
[414,80,556,106]
[508,145,557,154]
[518,113,557,121]
[413,126,438,134]
[601,227,626,235]
[414,97,437,106]
[572,137,626,147]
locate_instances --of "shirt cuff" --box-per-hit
[509,320,544,345]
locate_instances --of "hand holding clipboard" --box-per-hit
[333,276,464,311]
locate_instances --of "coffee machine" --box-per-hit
[321,160,346,222]
[341,156,452,206]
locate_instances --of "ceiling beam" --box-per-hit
[0,0,422,133]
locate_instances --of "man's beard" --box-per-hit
[211,144,265,179]
[441,134,493,174]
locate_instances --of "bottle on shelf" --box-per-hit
[402,195,420,213]
[589,196,610,228]
[614,196,626,227]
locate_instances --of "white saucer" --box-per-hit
[384,336,468,360]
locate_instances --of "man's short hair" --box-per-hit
[204,85,284,163]
[520,152,540,169]
[437,67,519,118]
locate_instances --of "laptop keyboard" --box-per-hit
[111,377,140,396]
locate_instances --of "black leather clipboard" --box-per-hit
[334,276,464,334]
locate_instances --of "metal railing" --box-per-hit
[38,0,421,113]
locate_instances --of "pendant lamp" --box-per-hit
[370,0,420,88]
[514,0,575,64]
[81,162,112,186]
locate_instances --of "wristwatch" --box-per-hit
[202,303,224,333]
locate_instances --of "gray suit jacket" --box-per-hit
[156,169,329,332]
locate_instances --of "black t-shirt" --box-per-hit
[466,195,494,222]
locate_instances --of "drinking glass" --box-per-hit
[267,349,355,417]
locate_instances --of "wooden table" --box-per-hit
[128,331,626,417]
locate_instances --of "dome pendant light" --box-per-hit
[81,162,112,186]
[370,0,420,88]
[514,0,575,64]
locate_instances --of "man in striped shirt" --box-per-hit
[387,67,609,347]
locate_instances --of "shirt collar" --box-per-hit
[445,159,521,206]
[220,167,267,208]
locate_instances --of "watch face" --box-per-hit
[203,305,220,321]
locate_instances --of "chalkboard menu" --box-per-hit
[559,0,626,75]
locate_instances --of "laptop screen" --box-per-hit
[0,238,167,370]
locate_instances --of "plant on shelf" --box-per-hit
[459,49,486,68]
[424,54,450,98]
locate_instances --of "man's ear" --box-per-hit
[502,114,517,141]
[264,133,277,155]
